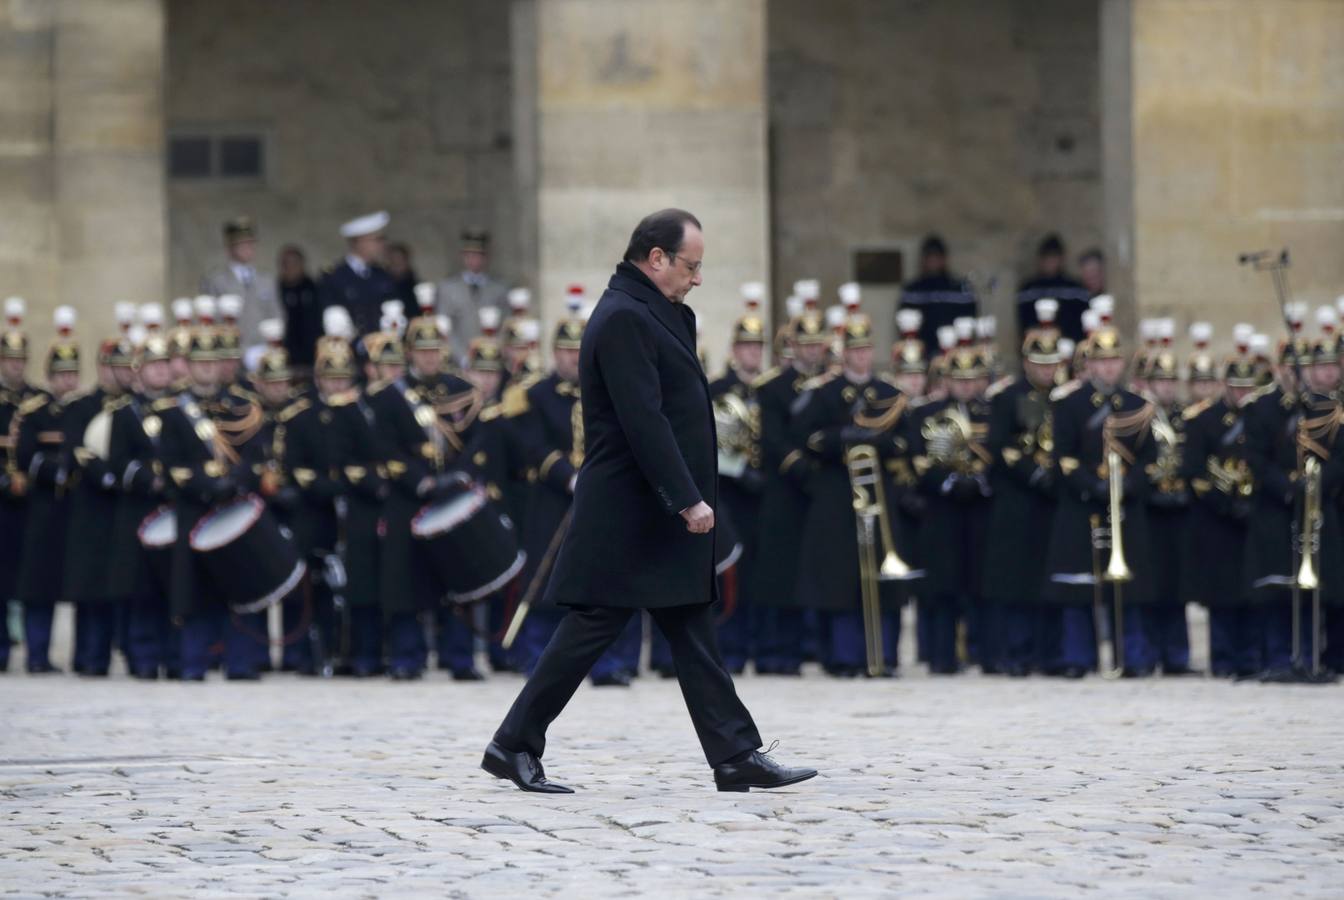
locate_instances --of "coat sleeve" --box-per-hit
[594,308,701,515]
[1052,397,1098,503]
[1245,398,1293,506]
[988,390,1039,489]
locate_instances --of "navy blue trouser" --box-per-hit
[1149,603,1190,670]
[74,603,116,674]
[754,607,805,671]
[347,605,383,673]
[519,606,638,682]
[181,609,259,678]
[925,596,960,673]
[1042,605,1097,671]
[823,609,900,671]
[125,594,172,674]
[992,602,1039,670]
[386,611,428,672]
[1208,606,1264,675]
[22,603,55,669]
[435,606,475,673]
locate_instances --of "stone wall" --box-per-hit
[1119,0,1344,351]
[166,0,518,300]
[769,0,1102,355]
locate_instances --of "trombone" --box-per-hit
[846,444,919,676]
[1293,454,1323,676]
[1088,446,1132,679]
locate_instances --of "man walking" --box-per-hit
[482,209,816,794]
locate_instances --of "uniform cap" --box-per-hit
[323,306,355,340]
[217,294,243,322]
[256,347,291,383]
[467,336,504,371]
[460,226,490,252]
[412,282,435,313]
[507,287,531,311]
[223,216,257,244]
[340,211,389,239]
[896,308,922,336]
[315,338,356,379]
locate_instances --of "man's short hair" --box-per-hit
[1079,247,1105,265]
[920,234,947,258]
[1037,233,1066,257]
[623,208,702,263]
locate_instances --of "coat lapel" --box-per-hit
[609,268,705,377]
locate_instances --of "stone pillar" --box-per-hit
[52,0,166,365]
[524,0,770,370]
[1102,0,1344,349]
[0,0,165,376]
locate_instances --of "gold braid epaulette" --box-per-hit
[1297,405,1342,463]
[215,402,264,447]
[1103,401,1156,464]
[853,393,908,432]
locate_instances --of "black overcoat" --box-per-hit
[62,388,122,604]
[13,390,68,605]
[752,365,815,608]
[106,393,169,601]
[543,261,718,611]
[1180,397,1252,607]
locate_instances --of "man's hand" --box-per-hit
[680,501,714,534]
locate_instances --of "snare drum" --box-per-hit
[411,480,526,603]
[136,505,177,594]
[189,494,306,613]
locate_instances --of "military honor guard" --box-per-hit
[106,326,177,678]
[319,211,396,336]
[63,329,131,675]
[909,322,993,674]
[0,298,39,672]
[981,301,1063,675]
[10,308,82,672]
[370,313,485,679]
[1043,321,1158,677]
[793,303,912,675]
[1182,353,1259,676]
[752,303,831,675]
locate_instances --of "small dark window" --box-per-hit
[169,136,212,178]
[853,250,904,285]
[219,136,263,177]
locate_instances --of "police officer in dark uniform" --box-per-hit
[793,311,912,675]
[106,332,177,678]
[158,326,267,680]
[63,336,130,676]
[319,212,398,336]
[0,298,39,673]
[1016,234,1091,343]
[1043,324,1157,676]
[910,335,993,674]
[981,306,1062,675]
[9,306,81,672]
[334,331,400,676]
[706,286,769,673]
[1182,355,1259,677]
[752,309,831,674]
[371,314,484,680]
[898,235,977,353]
[1142,346,1194,675]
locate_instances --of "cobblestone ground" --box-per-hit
[3,610,1343,897]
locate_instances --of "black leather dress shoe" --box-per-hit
[452,668,486,682]
[26,662,62,674]
[388,667,423,681]
[714,746,817,793]
[481,742,574,794]
[131,667,159,680]
[590,671,631,687]
[225,671,261,681]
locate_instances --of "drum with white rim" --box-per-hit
[189,494,306,613]
[411,479,525,604]
[136,505,177,594]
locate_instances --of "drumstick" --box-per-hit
[502,508,572,650]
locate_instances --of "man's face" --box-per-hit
[1190,379,1220,402]
[794,340,827,369]
[229,238,257,265]
[466,368,502,399]
[1309,362,1341,393]
[410,348,441,376]
[1089,356,1125,389]
[894,372,927,397]
[0,357,24,383]
[112,365,136,390]
[387,247,410,278]
[1276,365,1297,392]
[921,251,947,278]
[843,345,873,377]
[1037,252,1063,278]
[257,379,291,406]
[279,250,305,282]
[646,226,704,304]
[731,342,763,375]
[553,347,580,383]
[1080,257,1105,294]
[1227,385,1253,407]
[97,363,117,391]
[1149,378,1179,406]
[219,358,240,383]
[1023,360,1059,390]
[49,370,79,396]
[189,359,219,388]
[504,345,529,370]
[461,248,487,275]
[139,359,172,391]
[378,363,405,382]
[170,356,189,380]
[317,376,352,397]
[349,233,385,264]
[949,377,983,403]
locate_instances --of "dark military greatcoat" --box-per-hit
[12,389,68,604]
[792,371,910,612]
[981,376,1057,604]
[329,387,387,608]
[1180,396,1253,606]
[1,379,42,601]
[1144,401,1190,604]
[106,390,170,601]
[752,364,817,609]
[61,387,123,604]
[1043,382,1157,605]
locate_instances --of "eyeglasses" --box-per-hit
[668,253,703,275]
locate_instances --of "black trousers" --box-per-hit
[494,603,762,767]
